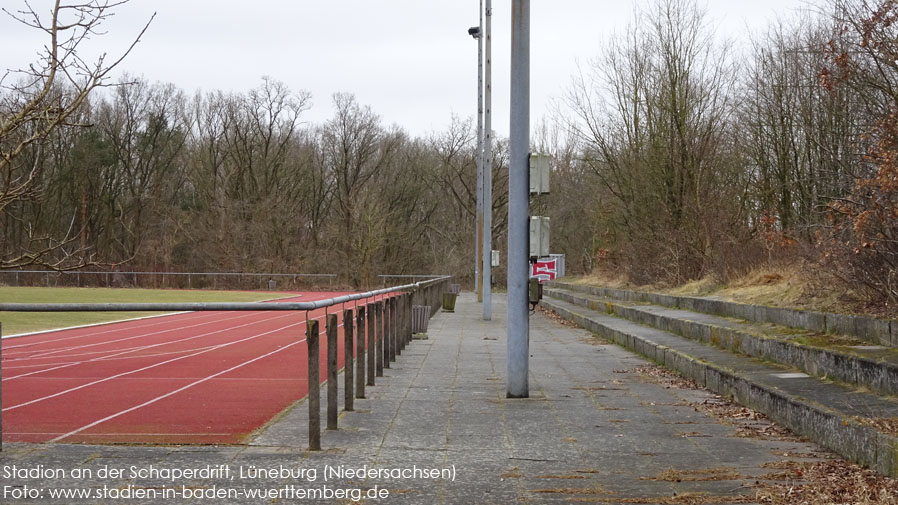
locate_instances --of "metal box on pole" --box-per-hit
[529,153,551,195]
[529,216,550,258]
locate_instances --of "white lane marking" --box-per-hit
[2,311,217,348]
[1,293,306,345]
[49,328,325,443]
[5,311,255,360]
[2,311,199,341]
[2,314,319,410]
[5,321,345,369]
[1,312,297,381]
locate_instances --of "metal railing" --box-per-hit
[0,270,338,290]
[0,276,452,451]
[377,274,446,287]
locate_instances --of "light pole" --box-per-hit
[507,0,530,398]
[482,0,493,321]
[469,9,484,303]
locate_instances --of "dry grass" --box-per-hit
[499,467,522,479]
[532,485,612,495]
[566,493,755,504]
[642,467,742,482]
[569,263,873,317]
[569,271,631,288]
[662,265,843,313]
[754,460,898,504]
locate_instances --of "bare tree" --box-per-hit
[0,0,153,269]
[563,0,743,283]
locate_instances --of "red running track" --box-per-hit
[0,292,383,445]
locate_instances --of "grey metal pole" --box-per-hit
[507,0,530,399]
[474,1,484,302]
[483,0,494,321]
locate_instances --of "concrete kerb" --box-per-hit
[542,297,898,477]
[547,287,898,398]
[549,281,894,348]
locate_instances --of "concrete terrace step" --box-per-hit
[547,281,896,348]
[546,287,898,398]
[541,294,898,477]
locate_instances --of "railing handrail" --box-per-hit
[376,274,446,278]
[0,270,337,278]
[0,276,451,313]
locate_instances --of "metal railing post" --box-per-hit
[343,308,354,411]
[389,297,397,363]
[375,301,384,377]
[307,318,321,451]
[326,313,338,430]
[367,303,376,387]
[406,292,413,347]
[384,298,392,368]
[356,306,366,399]
[396,295,404,355]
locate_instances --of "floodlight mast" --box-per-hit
[482,0,493,321]
[470,3,484,304]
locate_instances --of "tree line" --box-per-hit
[550,0,898,310]
[3,0,898,309]
[1,75,509,288]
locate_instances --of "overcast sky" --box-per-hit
[2,0,814,138]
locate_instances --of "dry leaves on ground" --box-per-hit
[537,305,582,328]
[754,459,898,504]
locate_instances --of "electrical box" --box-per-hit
[529,277,543,305]
[529,216,550,258]
[491,250,500,267]
[529,153,552,195]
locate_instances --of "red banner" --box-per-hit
[530,259,557,283]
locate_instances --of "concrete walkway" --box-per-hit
[0,293,833,504]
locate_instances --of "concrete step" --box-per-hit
[546,287,898,398]
[541,295,898,477]
[547,281,896,348]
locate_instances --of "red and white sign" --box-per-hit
[530,259,557,283]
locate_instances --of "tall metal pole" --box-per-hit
[474,1,485,302]
[507,0,530,398]
[482,0,493,320]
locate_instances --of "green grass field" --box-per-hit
[0,287,278,336]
